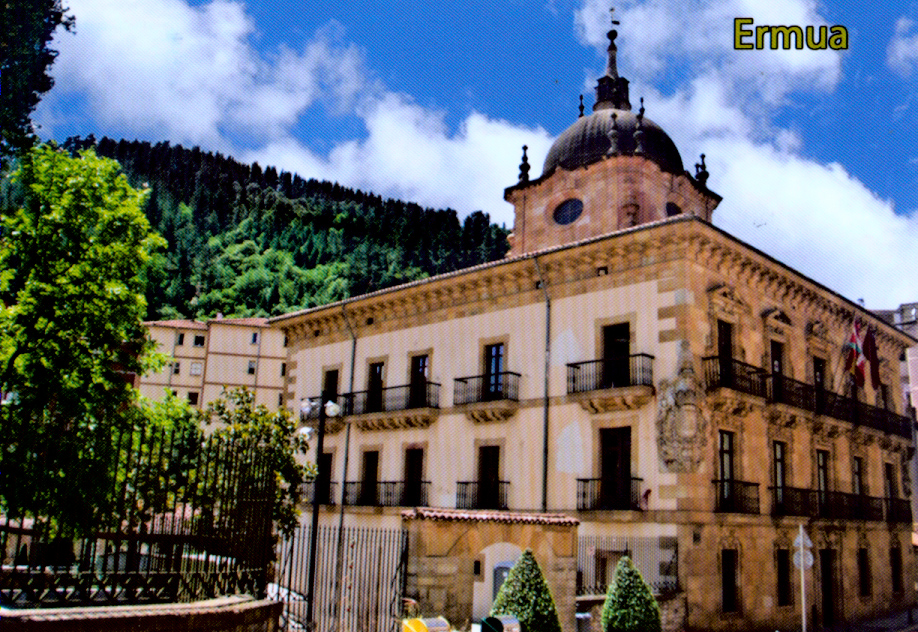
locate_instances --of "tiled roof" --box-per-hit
[208,317,270,327]
[401,507,579,526]
[143,319,208,330]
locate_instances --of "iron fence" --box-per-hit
[713,479,760,514]
[300,481,338,506]
[703,356,768,398]
[275,525,407,632]
[348,382,440,416]
[1,425,275,608]
[453,372,521,405]
[566,354,654,394]
[577,534,678,596]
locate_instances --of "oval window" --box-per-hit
[552,198,583,225]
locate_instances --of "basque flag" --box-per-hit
[844,321,866,388]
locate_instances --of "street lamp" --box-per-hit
[302,392,340,632]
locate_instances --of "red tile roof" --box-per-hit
[401,507,579,526]
[143,319,208,330]
[207,317,270,327]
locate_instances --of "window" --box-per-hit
[323,369,340,399]
[816,450,830,513]
[719,431,735,481]
[773,441,786,506]
[187,391,199,406]
[281,362,287,377]
[367,363,384,413]
[891,547,903,593]
[251,332,259,344]
[665,202,681,217]
[172,362,181,375]
[176,333,185,346]
[484,343,505,398]
[722,549,739,613]
[277,392,284,408]
[283,335,289,347]
[857,548,871,597]
[247,360,257,375]
[190,361,203,376]
[813,356,826,412]
[602,323,630,387]
[409,355,429,408]
[884,462,897,499]
[193,334,205,347]
[852,457,864,495]
[776,548,792,606]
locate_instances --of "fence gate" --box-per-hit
[276,525,408,632]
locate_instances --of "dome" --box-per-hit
[542,108,685,177]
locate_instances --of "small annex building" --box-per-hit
[270,17,916,632]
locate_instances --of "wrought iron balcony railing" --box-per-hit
[454,372,521,405]
[456,481,509,510]
[566,354,654,394]
[300,480,338,505]
[886,497,913,524]
[703,356,768,399]
[705,357,912,438]
[347,382,440,415]
[343,481,430,507]
[576,477,644,511]
[769,486,884,521]
[713,479,760,514]
[300,394,350,420]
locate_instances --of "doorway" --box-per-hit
[599,427,632,509]
[601,323,630,388]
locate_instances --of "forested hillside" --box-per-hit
[60,136,510,319]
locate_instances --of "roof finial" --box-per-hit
[606,112,620,156]
[578,94,585,118]
[633,97,646,155]
[519,145,530,183]
[638,96,645,120]
[694,153,709,186]
[593,6,631,112]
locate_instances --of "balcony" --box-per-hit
[703,356,768,399]
[769,486,884,521]
[456,481,509,510]
[566,354,655,413]
[346,382,440,431]
[576,477,643,511]
[343,481,430,507]
[300,480,338,505]
[713,479,760,514]
[299,394,350,434]
[886,498,913,524]
[453,372,521,423]
[705,357,912,438]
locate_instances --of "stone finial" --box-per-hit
[695,153,709,186]
[633,98,646,155]
[518,145,530,183]
[606,112,620,156]
[578,94,585,118]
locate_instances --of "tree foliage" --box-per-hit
[60,136,511,320]
[206,387,314,535]
[490,549,563,632]
[1,0,75,162]
[600,556,662,632]
[0,144,164,536]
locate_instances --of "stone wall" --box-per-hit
[585,592,686,632]
[1,596,282,632]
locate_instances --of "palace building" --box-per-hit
[269,18,916,632]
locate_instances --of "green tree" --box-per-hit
[206,387,314,535]
[0,144,165,536]
[1,1,75,162]
[490,549,562,632]
[600,556,662,632]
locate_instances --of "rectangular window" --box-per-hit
[776,549,792,606]
[602,323,631,387]
[176,332,185,346]
[277,392,284,408]
[409,354,429,408]
[281,362,287,377]
[884,462,897,499]
[247,360,257,375]
[283,335,289,347]
[172,362,181,375]
[193,334,205,347]
[484,343,505,396]
[773,441,786,508]
[719,430,735,481]
[722,549,739,613]
[891,547,903,593]
[190,361,203,376]
[857,548,871,597]
[816,449,830,514]
[251,332,259,344]
[852,457,864,495]
[813,356,826,413]
[367,362,384,413]
[323,369,340,398]
[187,391,199,406]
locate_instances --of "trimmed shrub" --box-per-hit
[601,556,662,632]
[490,549,562,632]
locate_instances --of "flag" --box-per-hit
[844,321,866,388]
[862,326,881,390]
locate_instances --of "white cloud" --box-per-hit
[888,18,918,76]
[40,0,372,147]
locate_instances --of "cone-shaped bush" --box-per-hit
[490,549,562,632]
[600,556,662,632]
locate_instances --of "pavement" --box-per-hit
[820,608,918,632]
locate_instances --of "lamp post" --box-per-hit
[302,392,341,632]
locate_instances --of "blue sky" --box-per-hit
[34,0,918,307]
